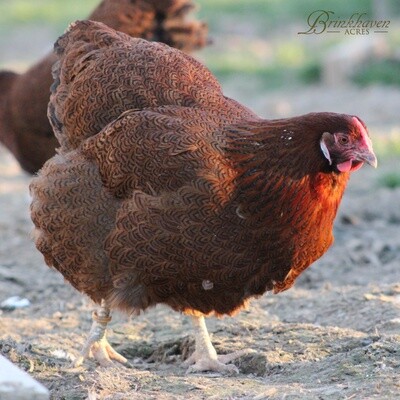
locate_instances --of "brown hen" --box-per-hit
[30,20,377,374]
[0,0,208,174]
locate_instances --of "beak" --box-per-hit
[357,148,378,168]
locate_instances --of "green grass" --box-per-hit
[372,131,400,159]
[202,32,322,88]
[197,0,400,88]
[352,59,400,87]
[0,0,399,89]
[197,0,380,27]
[202,44,298,89]
[370,134,400,190]
[1,0,399,32]
[0,0,98,27]
[379,172,400,189]
[297,61,322,84]
[213,68,297,90]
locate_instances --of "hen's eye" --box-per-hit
[339,136,349,145]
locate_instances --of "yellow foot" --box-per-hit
[74,336,129,368]
[183,349,253,375]
[73,303,130,368]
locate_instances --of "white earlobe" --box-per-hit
[320,136,332,165]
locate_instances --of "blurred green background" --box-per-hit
[0,0,399,164]
[1,0,399,89]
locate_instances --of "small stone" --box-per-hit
[0,296,30,311]
[52,311,63,319]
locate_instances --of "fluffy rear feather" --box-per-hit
[0,0,208,173]
[49,20,248,152]
[89,0,209,53]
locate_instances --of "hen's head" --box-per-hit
[319,115,377,173]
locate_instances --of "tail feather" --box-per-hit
[49,20,217,153]
[160,0,209,52]
[162,18,209,53]
[88,0,208,53]
[49,21,133,150]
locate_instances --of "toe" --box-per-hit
[186,358,239,375]
[72,356,85,368]
[76,340,130,368]
[105,344,129,366]
[91,343,114,367]
[182,351,199,367]
[218,348,256,364]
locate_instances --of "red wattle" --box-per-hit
[337,160,364,173]
[337,160,352,172]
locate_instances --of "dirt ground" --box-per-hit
[1,1,400,397]
[0,89,400,399]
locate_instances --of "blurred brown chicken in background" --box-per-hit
[0,0,208,174]
[30,20,377,374]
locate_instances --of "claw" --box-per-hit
[186,357,239,375]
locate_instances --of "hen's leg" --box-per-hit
[74,299,128,367]
[183,315,250,374]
